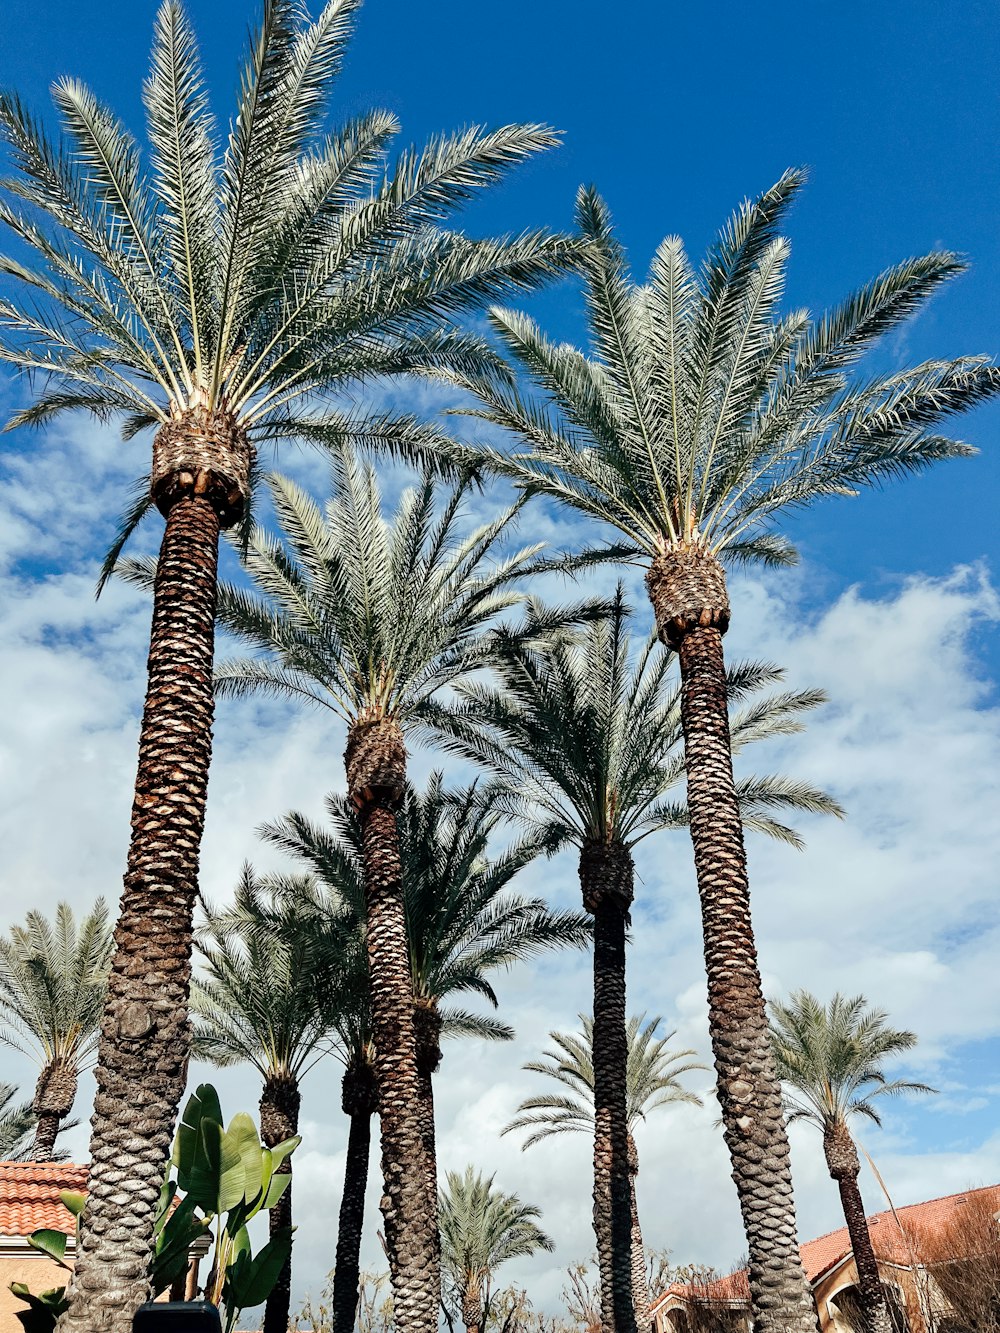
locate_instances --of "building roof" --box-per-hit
[0,1162,89,1237]
[651,1183,1000,1315]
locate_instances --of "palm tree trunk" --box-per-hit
[332,1063,378,1333]
[628,1135,651,1331]
[346,715,439,1333]
[260,1072,301,1333]
[824,1124,891,1333]
[32,1060,78,1159]
[580,839,637,1333]
[414,1002,443,1215]
[58,491,222,1333]
[647,547,818,1333]
[462,1283,484,1333]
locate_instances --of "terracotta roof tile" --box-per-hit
[0,1161,89,1237]
[651,1183,1000,1314]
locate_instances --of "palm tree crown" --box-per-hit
[769,990,934,1133]
[262,775,590,1033]
[0,901,113,1155]
[504,1014,704,1147]
[0,0,578,551]
[440,172,998,570]
[433,588,840,851]
[191,864,348,1082]
[439,1165,554,1333]
[193,450,591,731]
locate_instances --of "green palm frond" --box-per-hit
[0,1083,37,1161]
[192,863,357,1079]
[439,1165,553,1323]
[432,175,997,562]
[214,450,587,726]
[260,774,587,1029]
[0,901,113,1069]
[0,0,581,573]
[428,588,836,851]
[769,989,936,1134]
[504,1014,705,1149]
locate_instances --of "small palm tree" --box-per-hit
[505,1015,704,1327]
[260,774,588,1333]
[0,1084,37,1161]
[431,589,837,1333]
[184,453,590,1324]
[769,991,934,1333]
[439,1166,554,1333]
[0,901,113,1159]
[0,5,576,1319]
[435,175,999,1332]
[191,865,350,1333]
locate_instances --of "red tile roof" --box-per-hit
[651,1184,1000,1314]
[0,1162,89,1237]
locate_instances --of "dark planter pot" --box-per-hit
[133,1302,222,1332]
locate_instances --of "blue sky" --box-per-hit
[1,0,999,1318]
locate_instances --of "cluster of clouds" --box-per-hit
[1,410,999,1314]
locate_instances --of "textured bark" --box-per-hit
[628,1135,651,1332]
[58,494,221,1333]
[348,715,439,1333]
[581,839,637,1333]
[648,546,817,1333]
[462,1283,484,1333]
[332,1063,378,1333]
[825,1124,891,1333]
[260,1073,301,1333]
[414,1001,443,1214]
[32,1059,78,1158]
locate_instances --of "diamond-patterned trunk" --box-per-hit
[414,1000,443,1214]
[259,1072,301,1333]
[331,1062,378,1333]
[346,716,439,1333]
[824,1122,892,1333]
[58,409,249,1333]
[646,545,818,1333]
[32,1059,79,1158]
[627,1134,651,1331]
[580,838,637,1333]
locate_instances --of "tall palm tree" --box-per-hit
[0,5,577,1320]
[431,590,838,1333]
[176,454,593,1328]
[504,1014,705,1328]
[0,902,113,1159]
[261,774,590,1332]
[191,865,349,1333]
[439,1165,554,1333]
[0,1084,38,1162]
[769,991,934,1333]
[435,175,1000,1332]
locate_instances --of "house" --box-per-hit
[0,1161,209,1331]
[650,1184,1000,1333]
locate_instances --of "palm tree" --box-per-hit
[0,902,113,1159]
[0,5,578,1320]
[191,865,350,1333]
[430,590,838,1333]
[439,1166,554,1333]
[769,991,934,1333]
[178,453,592,1327]
[434,175,1000,1332]
[260,775,589,1333]
[504,1014,704,1328]
[0,1084,38,1161]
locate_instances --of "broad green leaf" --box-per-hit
[26,1231,67,1264]
[261,1173,291,1211]
[57,1191,86,1219]
[230,1228,294,1310]
[225,1112,262,1204]
[267,1135,300,1174]
[215,1118,246,1213]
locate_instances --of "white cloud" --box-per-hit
[1,434,999,1316]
